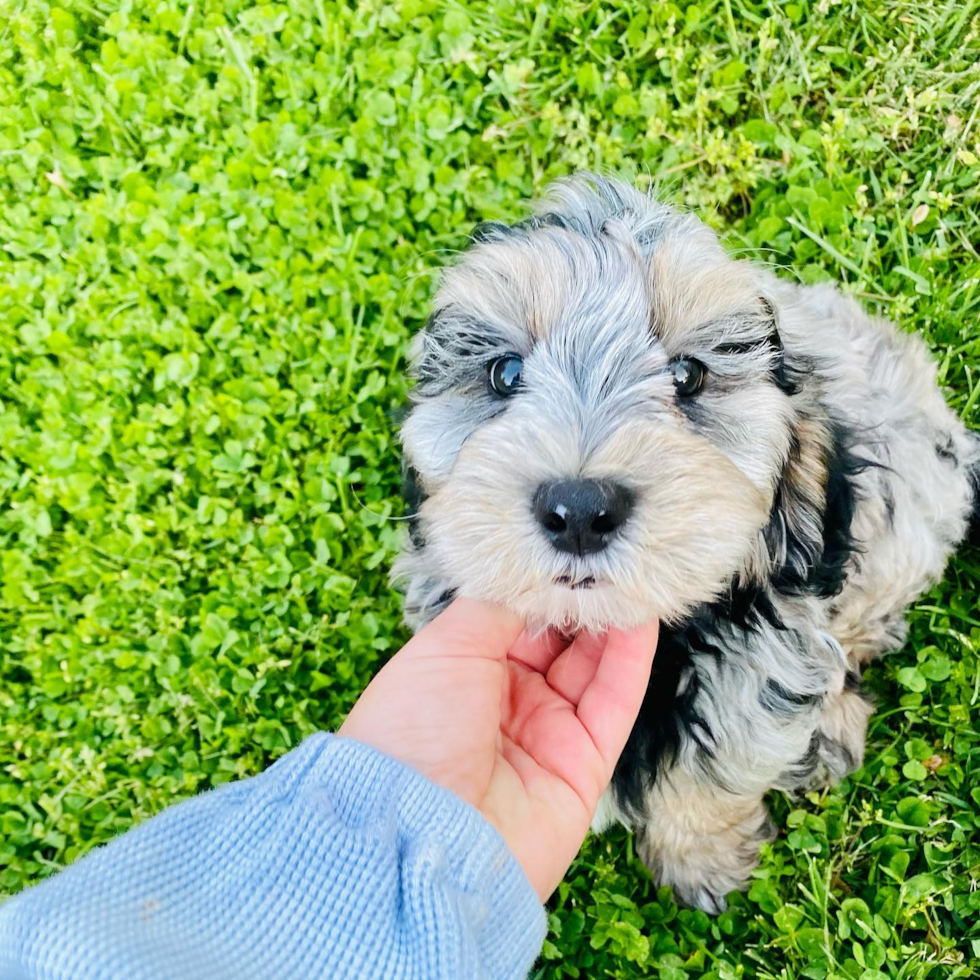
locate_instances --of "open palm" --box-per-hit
[340,599,659,900]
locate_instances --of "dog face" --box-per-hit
[399,177,801,629]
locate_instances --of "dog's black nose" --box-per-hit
[533,479,634,555]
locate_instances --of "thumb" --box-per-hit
[407,597,526,663]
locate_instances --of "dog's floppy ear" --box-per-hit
[761,417,867,601]
[749,297,864,599]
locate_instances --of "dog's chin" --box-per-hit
[478,574,680,633]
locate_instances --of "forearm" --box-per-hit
[0,734,545,980]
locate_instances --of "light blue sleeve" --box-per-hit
[0,734,546,980]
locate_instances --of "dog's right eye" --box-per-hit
[671,358,707,396]
[487,354,524,397]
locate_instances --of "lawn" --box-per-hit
[2,0,980,976]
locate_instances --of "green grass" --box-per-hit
[2,0,980,976]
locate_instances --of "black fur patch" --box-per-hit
[712,336,779,357]
[766,423,870,602]
[882,486,896,528]
[967,433,980,545]
[934,432,958,464]
[760,677,820,713]
[413,310,514,397]
[611,621,722,816]
[403,581,457,624]
[401,462,427,548]
[714,582,785,631]
[758,296,802,395]
[780,729,822,784]
[771,346,807,396]
[471,221,515,244]
[513,212,574,235]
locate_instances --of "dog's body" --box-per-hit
[393,175,980,912]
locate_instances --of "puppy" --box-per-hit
[393,174,980,912]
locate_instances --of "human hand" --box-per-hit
[339,599,658,901]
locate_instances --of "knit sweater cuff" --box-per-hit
[289,734,547,978]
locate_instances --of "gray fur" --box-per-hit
[393,174,979,912]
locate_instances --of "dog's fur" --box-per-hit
[393,174,980,912]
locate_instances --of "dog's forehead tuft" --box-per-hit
[648,238,770,349]
[438,175,770,355]
[440,225,651,342]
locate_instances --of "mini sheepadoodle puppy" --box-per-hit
[393,174,980,912]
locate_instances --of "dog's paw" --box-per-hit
[666,877,736,916]
[637,809,776,914]
[781,687,873,793]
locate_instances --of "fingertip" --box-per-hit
[630,617,660,646]
[574,619,660,762]
[606,619,659,662]
[585,619,659,710]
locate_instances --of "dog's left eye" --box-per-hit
[488,354,524,397]
[671,358,706,396]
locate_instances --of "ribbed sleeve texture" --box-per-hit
[0,734,546,980]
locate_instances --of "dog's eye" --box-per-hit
[488,354,524,397]
[671,358,706,396]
